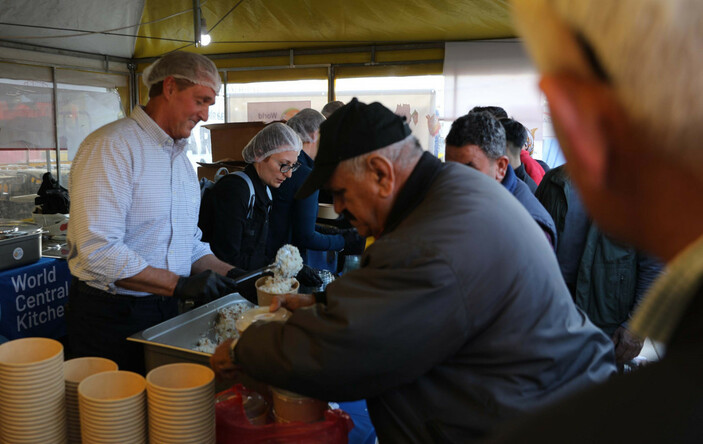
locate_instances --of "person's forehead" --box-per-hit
[187,83,216,100]
[269,150,298,162]
[448,144,488,160]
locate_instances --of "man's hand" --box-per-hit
[210,338,239,380]
[296,264,323,287]
[173,270,238,307]
[226,267,248,280]
[269,293,315,312]
[612,326,644,364]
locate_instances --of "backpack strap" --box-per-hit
[232,171,272,220]
[232,171,256,219]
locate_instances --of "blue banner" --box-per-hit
[0,257,71,342]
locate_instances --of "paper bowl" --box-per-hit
[270,387,327,423]
[0,337,63,369]
[78,370,145,404]
[236,306,291,333]
[64,357,118,385]
[146,363,214,395]
[255,276,299,307]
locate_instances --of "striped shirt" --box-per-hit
[631,233,703,347]
[67,106,212,296]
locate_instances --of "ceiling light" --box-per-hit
[200,17,211,46]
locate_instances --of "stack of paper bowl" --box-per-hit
[0,337,67,444]
[78,370,147,444]
[64,357,118,444]
[146,363,216,444]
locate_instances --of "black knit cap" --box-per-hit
[296,98,412,198]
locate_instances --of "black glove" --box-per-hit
[173,270,239,307]
[296,264,323,287]
[341,228,366,255]
[226,267,248,280]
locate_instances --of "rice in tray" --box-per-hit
[192,303,250,353]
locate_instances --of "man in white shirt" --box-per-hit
[67,51,242,373]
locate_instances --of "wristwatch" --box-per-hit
[228,338,239,364]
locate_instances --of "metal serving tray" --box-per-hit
[128,293,255,371]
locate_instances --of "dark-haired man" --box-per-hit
[500,118,538,193]
[446,111,557,249]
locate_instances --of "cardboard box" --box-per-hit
[203,122,267,162]
[196,161,246,181]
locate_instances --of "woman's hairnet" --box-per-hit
[242,122,302,163]
[286,109,326,143]
[142,51,222,94]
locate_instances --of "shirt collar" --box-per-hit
[299,150,314,169]
[382,152,442,236]
[630,233,703,344]
[130,106,188,152]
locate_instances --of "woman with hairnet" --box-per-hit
[266,109,365,264]
[199,122,303,275]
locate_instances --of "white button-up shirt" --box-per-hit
[67,106,212,296]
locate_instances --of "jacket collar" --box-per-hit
[383,151,442,236]
[501,164,518,193]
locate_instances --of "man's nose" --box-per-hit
[199,106,209,122]
[283,169,293,178]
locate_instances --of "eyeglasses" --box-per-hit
[280,161,301,173]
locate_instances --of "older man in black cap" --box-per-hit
[211,98,615,443]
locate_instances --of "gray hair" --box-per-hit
[445,112,506,160]
[286,109,325,143]
[339,135,423,179]
[513,0,703,171]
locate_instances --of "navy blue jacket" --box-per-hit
[266,150,344,259]
[502,165,557,249]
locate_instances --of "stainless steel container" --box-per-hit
[128,293,255,371]
[0,220,42,271]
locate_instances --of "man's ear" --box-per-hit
[495,156,509,182]
[367,155,395,198]
[540,74,621,191]
[162,76,176,100]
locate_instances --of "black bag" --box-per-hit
[35,172,70,214]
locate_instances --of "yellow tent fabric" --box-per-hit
[135,0,514,74]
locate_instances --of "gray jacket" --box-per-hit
[236,154,615,443]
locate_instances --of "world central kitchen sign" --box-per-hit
[0,258,71,342]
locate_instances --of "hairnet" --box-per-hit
[242,122,302,163]
[285,109,326,143]
[142,51,222,94]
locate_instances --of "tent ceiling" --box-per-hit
[0,0,515,61]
